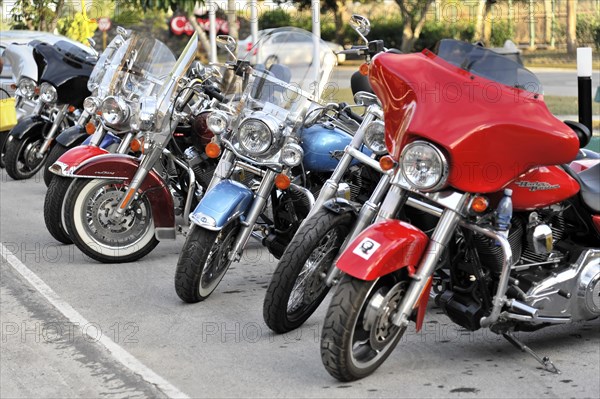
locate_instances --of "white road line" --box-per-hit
[0,243,190,399]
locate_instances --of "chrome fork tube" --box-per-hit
[207,149,235,192]
[309,110,377,217]
[116,132,134,154]
[228,169,277,261]
[32,100,44,116]
[112,147,162,218]
[391,198,468,327]
[38,104,68,156]
[76,110,90,125]
[88,126,105,147]
[325,173,391,286]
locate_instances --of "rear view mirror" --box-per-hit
[216,35,237,60]
[350,15,371,44]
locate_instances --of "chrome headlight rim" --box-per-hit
[83,96,101,114]
[400,140,449,192]
[281,142,304,167]
[236,112,281,156]
[363,120,387,155]
[39,82,57,104]
[207,110,230,135]
[17,78,36,99]
[101,96,130,126]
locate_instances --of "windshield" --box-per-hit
[231,27,337,125]
[434,39,542,94]
[97,34,176,99]
[87,34,125,92]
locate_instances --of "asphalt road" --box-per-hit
[1,171,599,398]
[330,66,600,97]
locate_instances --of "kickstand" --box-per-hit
[503,331,561,374]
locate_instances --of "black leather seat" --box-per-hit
[578,162,600,213]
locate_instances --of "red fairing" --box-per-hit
[73,154,175,229]
[55,145,109,172]
[507,166,580,211]
[368,52,580,193]
[336,220,429,280]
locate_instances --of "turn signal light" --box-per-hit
[85,122,96,134]
[10,83,16,90]
[205,142,221,159]
[275,173,291,190]
[379,155,396,171]
[130,138,142,153]
[359,63,369,76]
[68,105,76,113]
[470,195,489,213]
[34,87,40,95]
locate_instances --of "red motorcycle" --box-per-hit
[320,39,600,381]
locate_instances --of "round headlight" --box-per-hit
[207,111,230,135]
[17,78,36,99]
[238,118,272,155]
[400,141,449,192]
[281,143,304,167]
[39,82,57,103]
[363,120,386,155]
[101,96,129,125]
[83,97,101,114]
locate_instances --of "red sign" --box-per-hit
[97,17,111,32]
[169,15,235,36]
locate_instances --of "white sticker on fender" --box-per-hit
[352,237,381,260]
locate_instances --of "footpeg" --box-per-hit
[503,331,561,374]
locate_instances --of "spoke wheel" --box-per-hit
[175,222,240,303]
[64,178,159,263]
[264,209,355,333]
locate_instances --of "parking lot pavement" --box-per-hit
[1,170,599,398]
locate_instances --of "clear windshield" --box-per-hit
[231,27,337,126]
[87,34,124,92]
[434,39,542,94]
[96,34,176,99]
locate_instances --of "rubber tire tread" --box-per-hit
[263,209,354,333]
[44,176,73,244]
[43,142,72,187]
[5,136,45,180]
[320,275,401,381]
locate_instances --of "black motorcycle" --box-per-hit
[4,39,96,182]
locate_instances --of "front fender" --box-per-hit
[189,180,254,230]
[50,145,110,177]
[55,125,86,147]
[9,115,48,140]
[72,154,174,229]
[337,219,431,330]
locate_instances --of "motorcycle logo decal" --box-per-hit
[353,237,381,260]
[514,181,560,192]
[95,171,115,175]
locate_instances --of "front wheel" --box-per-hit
[44,176,74,244]
[321,274,408,381]
[4,134,48,180]
[175,222,240,303]
[64,178,159,263]
[263,209,355,333]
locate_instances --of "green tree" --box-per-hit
[395,0,435,53]
[11,0,66,31]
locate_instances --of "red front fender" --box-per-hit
[50,145,110,177]
[337,219,431,331]
[70,153,174,229]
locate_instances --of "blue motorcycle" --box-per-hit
[175,28,361,302]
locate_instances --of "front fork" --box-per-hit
[37,104,69,157]
[391,201,467,327]
[325,173,391,285]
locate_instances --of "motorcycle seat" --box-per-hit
[578,161,600,213]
